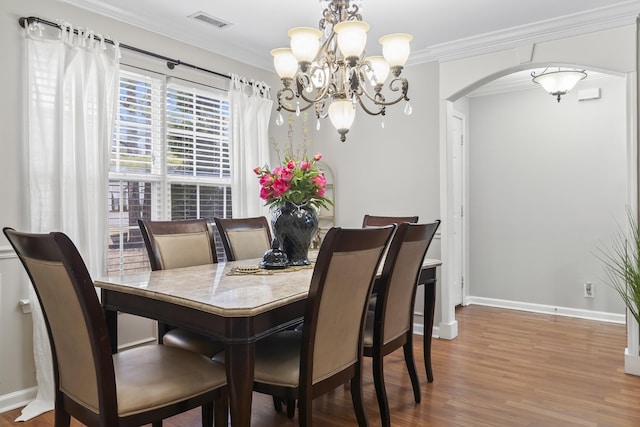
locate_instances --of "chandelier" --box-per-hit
[271,0,413,142]
[531,68,587,103]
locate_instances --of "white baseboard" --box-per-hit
[412,321,441,339]
[625,348,640,376]
[465,296,625,324]
[0,386,36,415]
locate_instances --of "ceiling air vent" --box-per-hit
[188,11,231,29]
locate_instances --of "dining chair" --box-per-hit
[3,227,228,427]
[214,216,272,261]
[362,214,419,310]
[138,218,224,358]
[363,220,440,427]
[243,225,395,426]
[362,214,419,228]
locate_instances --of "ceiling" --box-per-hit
[59,0,640,76]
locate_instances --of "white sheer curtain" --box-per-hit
[230,74,273,218]
[19,21,120,421]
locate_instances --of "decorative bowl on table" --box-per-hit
[260,238,289,270]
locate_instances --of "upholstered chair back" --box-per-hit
[138,218,217,270]
[302,226,395,385]
[377,221,440,344]
[214,216,272,261]
[4,229,112,414]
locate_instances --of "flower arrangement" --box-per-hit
[254,152,332,211]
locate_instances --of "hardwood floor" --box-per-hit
[3,305,640,426]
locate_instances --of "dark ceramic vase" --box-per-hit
[272,202,318,266]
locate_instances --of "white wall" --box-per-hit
[467,75,627,314]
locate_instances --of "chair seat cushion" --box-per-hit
[214,330,301,388]
[162,328,224,358]
[252,330,302,388]
[113,344,226,417]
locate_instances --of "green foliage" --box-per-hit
[599,208,640,325]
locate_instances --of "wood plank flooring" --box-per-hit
[3,305,640,426]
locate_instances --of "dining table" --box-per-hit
[94,256,441,427]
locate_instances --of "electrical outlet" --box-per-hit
[584,282,594,298]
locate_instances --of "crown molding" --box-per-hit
[60,0,640,71]
[408,1,640,65]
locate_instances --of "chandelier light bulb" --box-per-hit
[288,27,323,65]
[271,48,298,79]
[328,99,356,142]
[334,21,370,61]
[379,33,413,68]
[365,56,390,86]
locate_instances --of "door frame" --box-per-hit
[451,110,468,307]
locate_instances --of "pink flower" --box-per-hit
[259,187,272,201]
[279,168,293,181]
[272,179,290,197]
[253,153,332,211]
[311,174,326,188]
[259,174,273,186]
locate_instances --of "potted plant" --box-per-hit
[599,208,640,325]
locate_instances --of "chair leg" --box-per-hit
[272,395,283,413]
[350,376,369,427]
[426,359,434,383]
[53,409,71,427]
[202,402,214,427]
[299,398,312,427]
[151,422,162,427]
[372,354,390,427]
[214,388,229,427]
[403,338,422,403]
[286,398,296,418]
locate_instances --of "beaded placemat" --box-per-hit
[226,263,314,276]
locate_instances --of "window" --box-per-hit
[107,69,231,275]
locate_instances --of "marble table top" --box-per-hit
[94,258,442,318]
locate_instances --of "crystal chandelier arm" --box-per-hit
[357,76,410,107]
[275,86,315,113]
[295,72,336,105]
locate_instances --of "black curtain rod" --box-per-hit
[18,16,231,81]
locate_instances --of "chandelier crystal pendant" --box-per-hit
[531,68,587,103]
[271,0,413,142]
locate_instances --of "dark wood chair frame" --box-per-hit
[3,227,227,427]
[364,220,440,427]
[362,214,419,227]
[252,225,395,426]
[214,216,272,261]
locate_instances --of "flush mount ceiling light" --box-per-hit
[531,68,587,103]
[271,0,413,142]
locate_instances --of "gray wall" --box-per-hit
[467,75,627,313]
